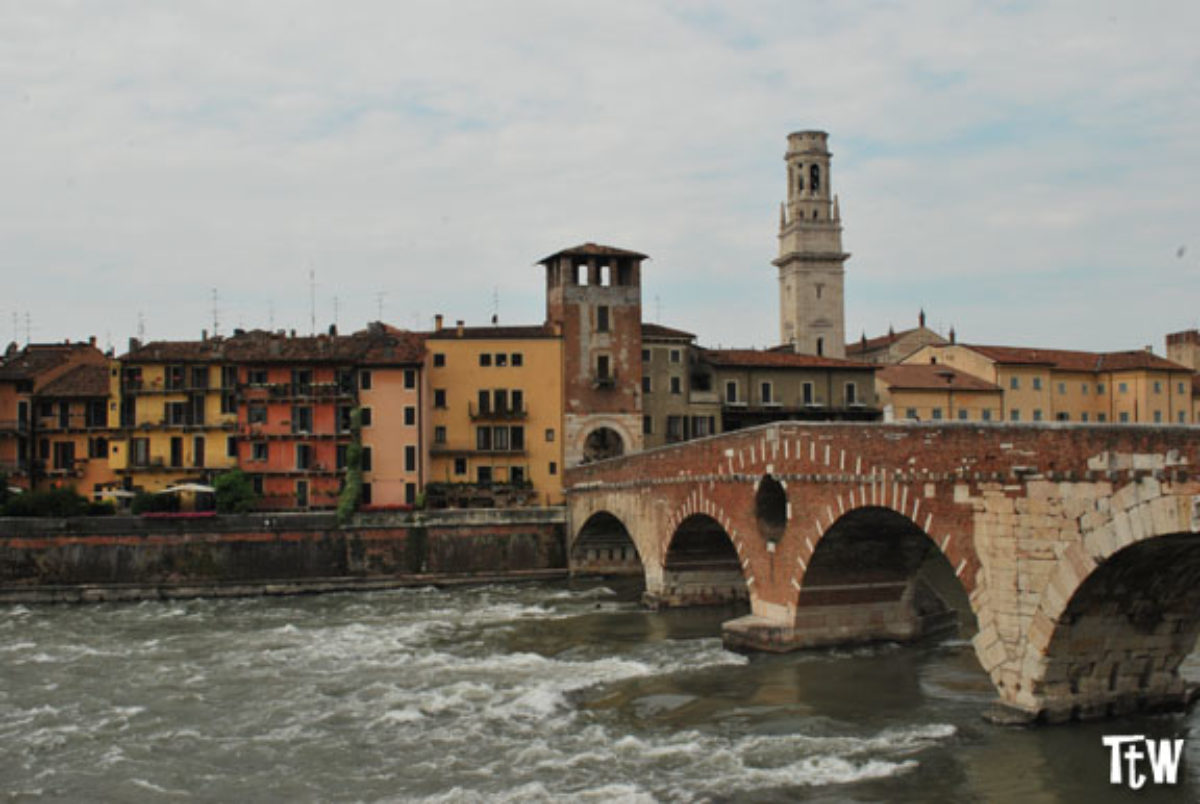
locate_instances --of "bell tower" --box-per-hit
[773,130,848,357]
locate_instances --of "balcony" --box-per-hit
[469,403,528,421]
[592,372,617,390]
[0,419,28,434]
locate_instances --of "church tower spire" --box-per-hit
[773,130,848,358]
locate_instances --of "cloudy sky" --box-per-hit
[3,1,1197,355]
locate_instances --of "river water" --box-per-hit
[1,581,1197,802]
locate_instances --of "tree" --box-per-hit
[213,469,258,514]
[337,408,364,525]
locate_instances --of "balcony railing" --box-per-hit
[469,403,528,421]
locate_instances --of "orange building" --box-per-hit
[0,340,112,494]
[358,326,427,508]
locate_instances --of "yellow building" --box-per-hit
[424,319,564,506]
[876,364,1001,422]
[904,343,1193,424]
[110,338,239,492]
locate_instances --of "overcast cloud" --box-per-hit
[2,1,1197,354]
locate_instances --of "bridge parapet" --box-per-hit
[566,422,1200,722]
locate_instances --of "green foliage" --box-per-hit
[0,473,10,507]
[2,486,91,517]
[131,491,178,515]
[337,407,364,525]
[86,500,116,516]
[213,469,258,514]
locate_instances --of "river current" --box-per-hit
[1,581,1197,802]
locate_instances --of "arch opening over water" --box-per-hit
[798,506,975,646]
[652,514,749,609]
[571,511,643,579]
[1033,532,1200,722]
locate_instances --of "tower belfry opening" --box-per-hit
[773,131,848,357]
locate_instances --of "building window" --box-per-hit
[1097,383,1106,394]
[360,482,372,505]
[760,381,772,405]
[1057,382,1066,395]
[1154,410,1163,423]
[476,427,492,451]
[227,436,238,458]
[1032,377,1042,391]
[252,442,268,461]
[405,446,417,472]
[433,353,445,367]
[360,407,373,427]
[434,389,446,408]
[666,416,685,442]
[725,381,738,404]
[192,436,205,467]
[434,426,446,444]
[1010,377,1020,390]
[454,458,466,475]
[1081,412,1089,422]
[958,409,968,420]
[404,406,416,426]
[669,349,681,364]
[597,306,610,332]
[845,382,858,405]
[545,428,555,442]
[1010,410,1021,421]
[1180,411,1187,423]
[643,415,652,435]
[816,337,824,357]
[296,444,313,470]
[549,461,557,476]
[510,426,525,450]
[931,408,943,420]
[1119,411,1130,423]
[1033,409,1043,421]
[1082,383,1088,395]
[360,371,373,390]
[361,447,373,471]
[671,376,682,395]
[337,444,347,469]
[596,355,611,381]
[496,353,508,367]
[905,408,918,420]
[1098,413,1107,422]
[1179,382,1186,394]
[1056,412,1069,421]
[642,376,651,393]
[982,410,992,421]
[692,416,716,437]
[479,353,493,368]
[404,369,415,389]
[477,389,491,414]
[291,406,313,434]
[802,382,815,405]
[405,483,416,504]
[477,466,493,485]
[509,467,525,486]
[641,348,650,362]
[1119,382,1128,393]
[1153,381,1162,394]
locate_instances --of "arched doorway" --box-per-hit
[582,427,624,462]
[796,506,975,647]
[651,514,749,609]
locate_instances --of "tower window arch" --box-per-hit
[816,337,825,357]
[795,165,804,193]
[810,164,821,193]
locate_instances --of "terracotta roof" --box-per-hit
[700,348,874,370]
[426,323,559,341]
[846,327,914,355]
[0,344,79,381]
[122,325,424,365]
[538,242,648,264]
[877,364,999,392]
[641,322,695,341]
[963,344,1187,373]
[36,364,110,397]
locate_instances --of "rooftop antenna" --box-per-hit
[23,312,31,345]
[211,288,220,337]
[376,291,385,322]
[268,301,275,330]
[137,312,145,342]
[333,295,339,330]
[309,268,316,335]
[492,286,499,325]
[11,311,17,345]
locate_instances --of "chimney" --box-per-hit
[919,309,926,328]
[128,337,141,352]
[201,329,208,342]
[456,320,464,338]
[434,314,444,332]
[949,326,956,344]
[89,335,96,347]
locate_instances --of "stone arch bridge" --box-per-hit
[564,422,1200,723]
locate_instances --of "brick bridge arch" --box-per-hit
[565,422,1200,722]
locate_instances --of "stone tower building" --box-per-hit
[774,130,848,358]
[540,243,645,466]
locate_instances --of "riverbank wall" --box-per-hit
[0,508,567,603]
